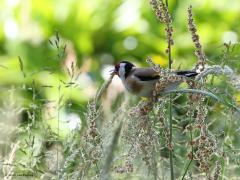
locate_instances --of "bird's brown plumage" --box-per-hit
[115,61,198,97]
[123,68,160,96]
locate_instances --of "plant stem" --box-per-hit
[165,0,168,8]
[165,0,174,178]
[168,70,174,179]
[221,155,225,180]
[169,94,174,180]
[163,89,219,101]
[57,84,60,179]
[181,128,194,179]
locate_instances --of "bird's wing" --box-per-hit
[131,68,160,81]
[175,70,198,77]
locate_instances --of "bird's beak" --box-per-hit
[109,69,117,76]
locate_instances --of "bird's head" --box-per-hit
[112,61,135,79]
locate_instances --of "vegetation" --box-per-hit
[0,0,240,179]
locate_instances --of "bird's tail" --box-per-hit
[175,70,198,77]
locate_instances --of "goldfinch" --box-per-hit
[112,61,198,97]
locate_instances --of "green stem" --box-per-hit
[221,156,225,180]
[181,128,194,179]
[165,0,169,8]
[169,94,174,180]
[163,89,219,101]
[57,85,60,178]
[166,0,174,178]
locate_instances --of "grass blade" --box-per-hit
[18,56,26,78]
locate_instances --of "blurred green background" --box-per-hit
[0,0,240,176]
[0,0,240,135]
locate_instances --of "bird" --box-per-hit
[111,61,198,97]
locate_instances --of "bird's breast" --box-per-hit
[124,76,143,94]
[123,76,157,97]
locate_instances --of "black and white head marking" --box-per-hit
[118,61,135,80]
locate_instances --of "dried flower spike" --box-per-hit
[187,5,206,73]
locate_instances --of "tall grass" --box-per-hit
[1,1,240,180]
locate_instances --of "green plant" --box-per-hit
[1,1,240,179]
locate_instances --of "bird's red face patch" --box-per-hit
[114,64,120,75]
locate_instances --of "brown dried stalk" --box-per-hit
[187,5,206,73]
[150,0,174,66]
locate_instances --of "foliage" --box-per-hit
[0,0,240,179]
